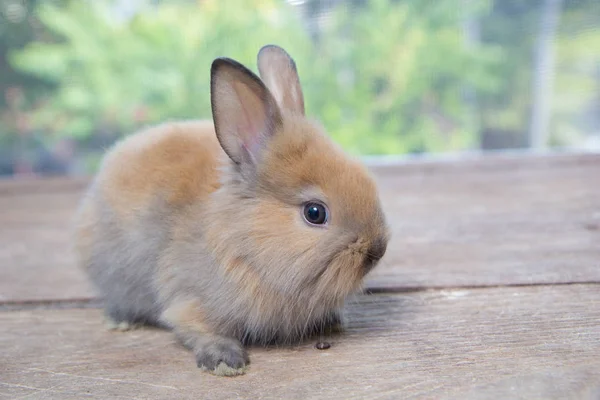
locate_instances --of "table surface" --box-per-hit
[1,152,599,399]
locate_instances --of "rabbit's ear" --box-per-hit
[257,45,305,116]
[210,57,283,169]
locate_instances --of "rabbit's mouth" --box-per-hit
[344,236,388,276]
[299,235,385,302]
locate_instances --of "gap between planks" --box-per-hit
[2,281,599,312]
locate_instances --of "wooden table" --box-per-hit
[2,152,599,399]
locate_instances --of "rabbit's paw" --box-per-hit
[196,338,249,377]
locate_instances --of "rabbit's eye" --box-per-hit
[303,202,328,225]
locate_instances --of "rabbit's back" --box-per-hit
[74,120,224,326]
[97,120,224,216]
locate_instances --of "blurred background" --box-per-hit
[0,0,599,177]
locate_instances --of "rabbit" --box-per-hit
[73,45,390,376]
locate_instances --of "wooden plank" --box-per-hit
[369,152,600,289]
[0,176,88,196]
[0,190,96,302]
[1,285,599,399]
[1,153,599,303]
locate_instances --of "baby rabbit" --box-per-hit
[74,45,389,376]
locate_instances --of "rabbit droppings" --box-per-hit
[74,45,390,376]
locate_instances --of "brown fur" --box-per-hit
[99,120,224,219]
[74,45,389,376]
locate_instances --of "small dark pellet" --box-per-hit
[315,341,331,350]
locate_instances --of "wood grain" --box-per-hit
[369,152,600,289]
[1,285,599,399]
[0,190,95,302]
[1,152,599,303]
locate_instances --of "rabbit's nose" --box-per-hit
[363,237,388,272]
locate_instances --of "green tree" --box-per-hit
[9,0,507,172]
[476,0,600,149]
[311,0,503,154]
[10,0,311,149]
[0,0,67,170]
[552,2,600,147]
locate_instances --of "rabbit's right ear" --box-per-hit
[210,57,283,170]
[257,45,305,116]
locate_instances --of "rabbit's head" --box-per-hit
[205,45,389,340]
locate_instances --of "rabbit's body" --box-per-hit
[75,121,222,328]
[74,46,389,376]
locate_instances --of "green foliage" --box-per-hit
[4,0,600,171]
[476,0,600,147]
[10,0,311,145]
[0,0,68,151]
[312,0,503,154]
[8,0,505,161]
[551,4,600,146]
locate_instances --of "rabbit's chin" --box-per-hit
[223,252,366,346]
[239,307,344,346]
[233,292,347,346]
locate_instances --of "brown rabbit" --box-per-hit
[74,45,389,376]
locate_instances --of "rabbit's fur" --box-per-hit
[74,45,389,376]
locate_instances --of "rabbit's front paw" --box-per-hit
[196,337,249,376]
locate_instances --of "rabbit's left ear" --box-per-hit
[210,57,282,170]
[257,45,305,116]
